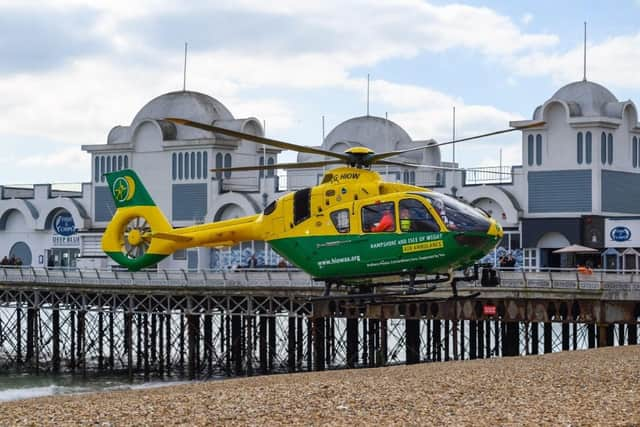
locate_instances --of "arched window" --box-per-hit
[124,155,128,168]
[535,134,542,166]
[585,131,592,164]
[259,156,265,178]
[224,153,232,178]
[267,157,275,177]
[527,135,534,166]
[100,157,105,182]
[118,155,123,170]
[172,153,177,180]
[601,132,607,164]
[215,153,223,179]
[607,133,613,165]
[178,153,183,179]
[190,152,196,179]
[112,156,117,172]
[577,132,583,164]
[94,156,100,182]
[106,156,112,173]
[196,152,202,179]
[203,152,208,179]
[184,151,190,179]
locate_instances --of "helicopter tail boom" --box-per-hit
[102,169,264,271]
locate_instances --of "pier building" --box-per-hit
[0,80,639,272]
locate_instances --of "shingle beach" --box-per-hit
[1,346,638,426]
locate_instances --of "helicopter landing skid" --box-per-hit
[309,285,437,303]
[319,272,452,297]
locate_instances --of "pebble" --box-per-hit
[0,346,638,426]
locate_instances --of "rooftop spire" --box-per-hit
[583,22,587,82]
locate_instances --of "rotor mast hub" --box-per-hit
[345,146,375,168]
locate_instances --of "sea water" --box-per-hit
[0,373,188,402]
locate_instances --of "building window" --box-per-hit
[100,157,105,182]
[267,157,275,177]
[94,157,100,182]
[634,136,639,168]
[224,153,232,178]
[172,153,177,180]
[118,155,122,170]
[215,153,223,179]
[535,134,542,166]
[608,133,613,165]
[124,155,128,168]
[203,152,208,179]
[585,131,592,164]
[190,152,196,179]
[259,156,264,178]
[601,132,607,164]
[577,132,583,164]
[196,152,202,179]
[527,135,534,166]
[178,153,183,179]
[184,151,189,179]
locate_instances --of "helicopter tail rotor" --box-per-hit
[102,169,175,271]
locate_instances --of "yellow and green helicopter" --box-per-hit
[102,118,542,296]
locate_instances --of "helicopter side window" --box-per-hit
[399,199,439,232]
[293,188,311,225]
[330,209,350,233]
[417,192,490,232]
[362,202,395,233]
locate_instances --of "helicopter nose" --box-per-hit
[487,219,503,239]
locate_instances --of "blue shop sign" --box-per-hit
[610,226,631,242]
[53,212,76,236]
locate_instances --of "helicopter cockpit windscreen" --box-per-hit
[416,192,491,232]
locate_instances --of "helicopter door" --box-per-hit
[361,202,396,233]
[398,199,440,232]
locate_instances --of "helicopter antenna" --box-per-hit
[183,42,188,91]
[583,22,587,81]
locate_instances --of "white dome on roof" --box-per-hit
[132,90,234,125]
[547,80,618,117]
[324,116,412,153]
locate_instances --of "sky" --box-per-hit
[2,0,640,185]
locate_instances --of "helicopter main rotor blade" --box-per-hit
[370,121,545,162]
[166,118,349,161]
[210,160,344,173]
[376,159,418,168]
[402,162,520,176]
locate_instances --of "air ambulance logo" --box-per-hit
[112,176,136,203]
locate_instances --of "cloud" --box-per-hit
[119,1,558,67]
[0,6,108,74]
[508,33,640,90]
[18,147,89,168]
[521,13,533,25]
[358,79,523,141]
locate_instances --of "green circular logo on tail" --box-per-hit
[112,176,135,203]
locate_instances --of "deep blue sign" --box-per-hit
[53,212,76,236]
[610,226,631,242]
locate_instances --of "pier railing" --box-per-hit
[0,266,317,288]
[1,266,640,293]
[494,268,640,292]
